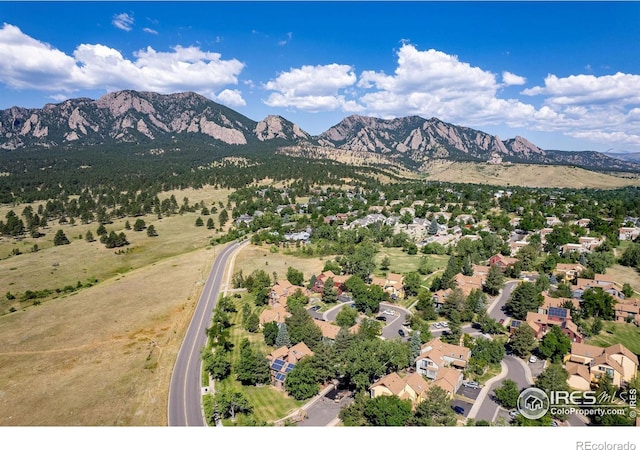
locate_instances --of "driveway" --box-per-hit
[486,281,518,323]
[378,303,409,341]
[297,388,353,427]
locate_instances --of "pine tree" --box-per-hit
[53,229,70,246]
[195,217,204,227]
[275,323,291,348]
[146,224,158,237]
[85,230,95,242]
[206,217,215,229]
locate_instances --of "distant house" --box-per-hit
[565,343,639,389]
[619,227,640,241]
[571,278,625,301]
[561,243,585,255]
[312,318,359,342]
[489,254,518,270]
[554,263,586,282]
[371,273,405,300]
[267,342,314,390]
[313,271,350,294]
[452,273,484,296]
[269,280,299,306]
[235,214,254,225]
[523,310,583,343]
[614,299,640,325]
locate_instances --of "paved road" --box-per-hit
[167,241,245,427]
[487,280,518,323]
[472,355,531,423]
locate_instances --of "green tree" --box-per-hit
[363,395,412,426]
[409,385,456,426]
[538,325,571,362]
[146,224,158,237]
[85,230,95,242]
[245,312,259,333]
[493,379,520,409]
[53,229,70,246]
[506,282,544,320]
[285,306,323,350]
[262,321,279,346]
[335,306,358,328]
[96,223,107,236]
[284,358,319,400]
[286,289,309,310]
[403,271,422,297]
[510,324,536,358]
[322,277,338,303]
[535,363,569,396]
[286,266,305,286]
[235,339,270,385]
[218,209,229,227]
[203,349,231,380]
[195,217,204,227]
[208,390,251,422]
[414,289,438,321]
[581,287,615,320]
[622,283,634,299]
[133,218,146,231]
[484,265,505,296]
[275,322,292,348]
[380,255,391,271]
[206,217,215,229]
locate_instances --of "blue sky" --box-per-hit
[1,1,640,152]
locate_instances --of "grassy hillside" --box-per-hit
[421,160,640,189]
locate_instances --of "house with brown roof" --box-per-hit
[618,226,640,241]
[571,278,625,301]
[566,361,592,391]
[313,271,350,294]
[523,309,583,343]
[269,280,300,306]
[259,303,291,326]
[415,338,470,380]
[452,273,485,296]
[565,342,639,389]
[489,254,518,271]
[614,299,640,325]
[312,318,359,341]
[370,372,430,406]
[554,263,586,282]
[267,341,314,390]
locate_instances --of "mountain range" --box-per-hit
[1,90,638,173]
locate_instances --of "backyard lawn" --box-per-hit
[588,322,640,355]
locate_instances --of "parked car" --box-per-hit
[382,309,395,316]
[509,409,520,418]
[376,316,387,322]
[434,323,442,328]
[311,305,321,311]
[463,381,480,389]
[398,329,405,337]
[453,405,465,415]
[529,355,537,363]
[440,322,448,328]
[499,318,505,325]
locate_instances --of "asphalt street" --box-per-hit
[167,240,244,426]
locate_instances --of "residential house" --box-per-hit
[576,218,591,228]
[259,303,291,326]
[370,372,430,406]
[312,318,359,341]
[523,309,583,343]
[561,243,586,255]
[554,263,586,282]
[489,254,518,271]
[313,271,350,295]
[614,299,640,325]
[267,342,314,390]
[571,278,625,301]
[415,338,471,380]
[452,272,485,296]
[371,273,405,300]
[510,240,529,256]
[619,227,640,241]
[546,216,563,226]
[579,236,602,252]
[565,343,639,389]
[432,289,451,311]
[269,280,299,306]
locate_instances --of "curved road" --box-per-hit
[168,240,245,426]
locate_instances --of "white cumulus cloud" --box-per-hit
[264,63,360,112]
[112,13,134,31]
[502,71,526,86]
[0,24,246,107]
[143,27,158,35]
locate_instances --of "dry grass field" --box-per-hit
[422,160,640,189]
[0,185,235,425]
[0,246,215,425]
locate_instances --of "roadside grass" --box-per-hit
[214,293,302,424]
[233,243,326,284]
[587,322,640,355]
[0,246,214,425]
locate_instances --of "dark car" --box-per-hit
[311,305,321,311]
[453,405,465,415]
[398,329,405,337]
[375,316,387,322]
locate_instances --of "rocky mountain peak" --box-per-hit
[254,115,310,142]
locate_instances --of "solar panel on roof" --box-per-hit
[511,320,522,327]
[271,359,285,371]
[549,307,568,318]
[284,363,295,373]
[275,373,286,382]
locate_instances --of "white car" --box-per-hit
[440,322,448,328]
[434,323,442,328]
[382,309,395,316]
[509,409,520,418]
[529,355,537,363]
